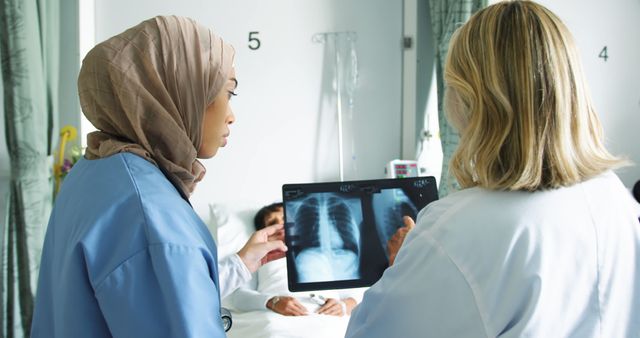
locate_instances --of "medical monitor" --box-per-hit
[282,176,438,291]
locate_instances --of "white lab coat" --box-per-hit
[346,171,640,338]
[219,253,252,299]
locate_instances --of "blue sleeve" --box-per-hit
[94,244,225,338]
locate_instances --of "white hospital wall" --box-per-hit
[489,0,640,187]
[92,0,403,214]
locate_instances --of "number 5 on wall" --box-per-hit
[249,31,261,50]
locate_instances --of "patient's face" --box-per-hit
[264,207,285,242]
[264,207,284,227]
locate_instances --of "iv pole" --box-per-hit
[335,45,345,181]
[312,31,357,181]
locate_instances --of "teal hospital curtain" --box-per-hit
[428,0,486,197]
[0,0,59,336]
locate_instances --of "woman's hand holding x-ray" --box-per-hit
[387,216,415,266]
[237,223,288,273]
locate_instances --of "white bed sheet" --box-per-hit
[226,310,350,338]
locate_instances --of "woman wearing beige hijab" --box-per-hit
[31,16,285,337]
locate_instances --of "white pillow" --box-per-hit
[208,204,254,259]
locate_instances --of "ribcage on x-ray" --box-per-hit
[289,194,360,256]
[289,193,362,283]
[292,197,321,250]
[327,197,358,254]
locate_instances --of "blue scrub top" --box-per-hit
[31,153,225,337]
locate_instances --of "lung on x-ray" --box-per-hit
[285,193,363,283]
[282,176,438,291]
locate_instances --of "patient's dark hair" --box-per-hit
[633,180,640,204]
[253,202,284,231]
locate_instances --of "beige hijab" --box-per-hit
[78,16,234,198]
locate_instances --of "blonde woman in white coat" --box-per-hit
[346,1,640,337]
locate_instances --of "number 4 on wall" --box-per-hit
[599,46,608,62]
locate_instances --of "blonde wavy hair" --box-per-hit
[444,0,626,191]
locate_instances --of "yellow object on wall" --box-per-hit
[54,125,80,194]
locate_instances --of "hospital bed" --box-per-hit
[197,203,355,338]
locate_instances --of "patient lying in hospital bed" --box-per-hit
[202,202,364,338]
[224,203,365,338]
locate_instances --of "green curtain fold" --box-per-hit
[428,0,486,197]
[0,0,59,337]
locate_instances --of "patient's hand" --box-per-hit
[237,223,288,273]
[387,216,415,266]
[317,297,357,316]
[267,296,308,316]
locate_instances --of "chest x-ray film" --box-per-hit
[282,176,438,291]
